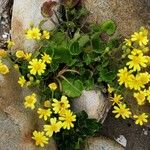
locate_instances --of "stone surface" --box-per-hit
[72,90,111,121]
[82,0,150,36]
[11,0,59,51]
[85,136,125,150]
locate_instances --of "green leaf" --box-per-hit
[83,54,92,65]
[70,41,81,55]
[78,35,90,47]
[107,38,120,48]
[84,79,94,90]
[62,78,84,98]
[101,20,116,35]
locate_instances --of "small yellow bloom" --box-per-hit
[134,91,146,105]
[37,108,52,121]
[0,62,9,74]
[59,110,76,130]
[28,59,46,75]
[146,87,150,103]
[107,84,114,93]
[52,96,70,114]
[133,113,148,126]
[124,39,132,47]
[24,93,37,109]
[111,94,123,105]
[24,52,32,61]
[13,64,19,69]
[32,131,48,147]
[44,118,62,137]
[49,82,57,91]
[26,27,41,40]
[7,39,15,49]
[42,30,50,39]
[112,103,132,119]
[44,100,51,108]
[137,72,150,85]
[42,53,52,64]
[18,76,26,87]
[16,50,25,58]
[0,49,7,57]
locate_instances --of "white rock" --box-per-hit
[85,137,125,150]
[11,0,59,51]
[115,135,127,147]
[72,90,110,121]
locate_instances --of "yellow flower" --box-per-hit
[44,118,62,137]
[49,82,57,91]
[28,59,46,75]
[117,67,133,88]
[142,47,149,53]
[59,110,76,130]
[107,84,114,93]
[41,53,52,64]
[146,87,150,103]
[16,50,25,58]
[137,72,150,85]
[131,31,148,47]
[24,53,32,61]
[52,96,70,114]
[0,49,7,57]
[44,100,51,108]
[24,93,37,109]
[124,39,132,46]
[112,103,132,119]
[18,76,26,87]
[111,94,123,105]
[145,56,150,65]
[127,52,148,71]
[7,39,15,49]
[26,27,41,40]
[42,30,50,39]
[14,64,19,69]
[37,108,52,121]
[131,49,143,55]
[0,63,9,74]
[134,91,146,105]
[32,131,48,147]
[133,113,148,126]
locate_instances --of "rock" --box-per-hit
[11,0,59,51]
[72,90,111,121]
[82,0,150,36]
[85,136,125,150]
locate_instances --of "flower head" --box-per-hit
[44,118,62,137]
[41,53,52,64]
[24,93,37,109]
[24,53,32,61]
[112,103,132,119]
[133,113,148,126]
[28,59,46,75]
[44,100,51,108]
[18,76,26,87]
[107,84,114,93]
[42,30,50,39]
[26,27,41,40]
[111,94,123,105]
[37,108,52,121]
[0,63,9,74]
[7,39,15,49]
[52,96,70,114]
[146,87,150,103]
[16,50,25,58]
[59,110,76,130]
[124,39,132,47]
[134,91,147,105]
[32,131,48,147]
[0,49,7,57]
[49,82,57,91]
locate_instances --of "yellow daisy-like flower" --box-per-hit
[32,131,48,147]
[127,52,148,71]
[16,50,25,58]
[44,100,51,108]
[59,110,76,130]
[117,67,133,88]
[24,93,37,109]
[0,49,7,57]
[52,96,70,114]
[44,117,62,137]
[42,30,50,39]
[49,82,57,91]
[131,31,148,47]
[137,72,150,85]
[124,39,132,47]
[133,113,148,126]
[26,27,41,40]
[28,59,46,75]
[107,84,114,93]
[111,94,123,105]
[18,76,26,87]
[24,52,32,61]
[37,108,52,121]
[7,39,15,49]
[41,53,52,64]
[112,103,132,119]
[133,91,147,105]
[0,63,9,74]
